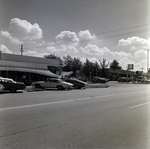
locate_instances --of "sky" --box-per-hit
[0,0,150,72]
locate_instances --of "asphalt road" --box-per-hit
[0,84,150,149]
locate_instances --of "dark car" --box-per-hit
[0,77,26,93]
[119,77,133,82]
[64,78,87,89]
[91,76,109,83]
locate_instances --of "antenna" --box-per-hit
[21,44,23,55]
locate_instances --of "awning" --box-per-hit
[0,67,59,78]
[60,71,73,77]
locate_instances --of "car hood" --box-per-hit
[16,81,26,85]
[63,81,73,86]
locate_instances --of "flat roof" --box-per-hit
[0,52,62,66]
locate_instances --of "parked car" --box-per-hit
[136,76,147,83]
[0,84,4,91]
[32,78,73,90]
[64,78,87,89]
[119,77,133,82]
[91,76,109,83]
[0,77,26,93]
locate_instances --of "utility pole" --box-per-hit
[147,49,149,72]
[21,44,23,55]
[147,49,150,80]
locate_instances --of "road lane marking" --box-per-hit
[0,99,76,111]
[0,90,148,111]
[129,102,150,109]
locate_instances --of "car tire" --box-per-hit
[57,85,63,90]
[74,85,80,89]
[9,87,17,93]
[35,84,42,88]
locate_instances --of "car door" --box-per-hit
[42,80,51,88]
[50,79,59,88]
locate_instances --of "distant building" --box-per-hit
[0,51,64,85]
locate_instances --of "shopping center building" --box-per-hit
[0,51,68,85]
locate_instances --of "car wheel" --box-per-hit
[9,87,17,93]
[35,84,42,88]
[74,85,80,89]
[57,85,63,90]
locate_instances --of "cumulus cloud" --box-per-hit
[80,44,104,56]
[1,31,21,44]
[46,46,59,53]
[1,18,43,44]
[78,30,96,41]
[114,51,133,60]
[24,50,49,58]
[55,31,79,45]
[0,45,13,54]
[118,36,150,51]
[133,50,146,62]
[0,18,149,72]
[9,18,43,40]
[117,36,150,71]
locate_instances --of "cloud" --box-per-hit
[80,44,104,56]
[0,45,13,54]
[78,30,96,41]
[24,50,49,58]
[117,36,150,71]
[1,31,21,44]
[133,50,146,62]
[114,51,133,60]
[55,31,79,45]
[0,18,149,72]
[1,18,43,44]
[118,36,150,51]
[46,46,59,53]
[9,18,43,40]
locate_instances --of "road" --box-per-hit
[0,84,150,149]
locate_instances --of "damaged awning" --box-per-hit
[0,67,59,78]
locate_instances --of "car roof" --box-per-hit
[0,77,13,80]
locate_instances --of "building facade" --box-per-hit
[0,51,63,85]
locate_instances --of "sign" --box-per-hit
[128,64,134,70]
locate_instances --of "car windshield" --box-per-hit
[6,79,16,83]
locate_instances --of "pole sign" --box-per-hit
[128,64,134,70]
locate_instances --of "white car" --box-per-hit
[32,78,73,90]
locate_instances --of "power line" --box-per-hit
[95,24,150,35]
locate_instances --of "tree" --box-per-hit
[110,59,121,69]
[63,55,82,77]
[92,61,100,76]
[82,58,93,78]
[63,55,73,71]
[99,58,109,77]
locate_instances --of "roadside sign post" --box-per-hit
[127,64,134,83]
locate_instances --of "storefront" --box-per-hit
[0,51,63,85]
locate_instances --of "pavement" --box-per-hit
[1,84,150,148]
